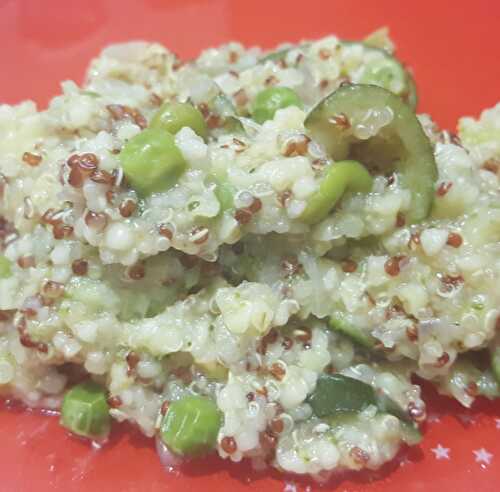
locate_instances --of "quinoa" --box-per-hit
[0,28,499,483]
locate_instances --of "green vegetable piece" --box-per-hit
[160,395,221,457]
[214,181,235,212]
[376,392,413,423]
[309,373,413,423]
[326,411,421,445]
[0,255,12,278]
[405,71,418,110]
[60,381,110,439]
[359,56,406,95]
[400,420,422,445]
[341,41,417,109]
[329,311,376,348]
[119,128,187,196]
[259,47,293,64]
[305,84,437,222]
[300,160,373,225]
[308,374,377,417]
[150,102,208,140]
[491,346,500,385]
[251,87,303,123]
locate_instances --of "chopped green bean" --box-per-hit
[251,87,302,123]
[160,395,221,456]
[150,102,208,140]
[300,160,373,225]
[119,128,187,196]
[60,381,110,439]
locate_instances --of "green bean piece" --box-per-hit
[0,255,12,278]
[150,102,208,140]
[60,381,110,439]
[300,160,373,225]
[119,128,187,196]
[160,395,221,457]
[251,87,303,124]
[305,84,437,222]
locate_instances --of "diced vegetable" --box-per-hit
[400,420,422,445]
[0,255,12,278]
[208,93,244,132]
[209,176,236,213]
[119,128,187,196]
[329,311,376,348]
[60,381,110,439]
[259,47,295,63]
[251,87,303,123]
[491,345,500,385]
[326,411,421,445]
[160,395,221,457]
[300,160,373,225]
[342,41,417,109]
[308,374,377,417]
[150,102,208,140]
[309,373,413,423]
[305,84,437,222]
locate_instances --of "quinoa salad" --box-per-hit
[1,28,499,482]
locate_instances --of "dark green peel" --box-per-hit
[308,374,377,417]
[308,373,414,423]
[305,84,437,223]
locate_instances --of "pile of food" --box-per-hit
[0,29,499,480]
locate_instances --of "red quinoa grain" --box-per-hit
[72,259,88,276]
[107,395,123,408]
[446,232,463,248]
[221,436,237,454]
[350,446,370,465]
[119,198,137,218]
[17,255,35,269]
[128,262,146,280]
[384,255,407,277]
[22,152,42,167]
[160,400,170,415]
[270,418,284,434]
[436,181,453,197]
[234,208,253,225]
[395,212,406,228]
[341,259,357,273]
[435,352,450,367]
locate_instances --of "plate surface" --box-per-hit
[0,0,499,491]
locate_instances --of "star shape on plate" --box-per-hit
[473,448,493,466]
[431,444,450,460]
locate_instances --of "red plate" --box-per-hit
[0,1,499,490]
